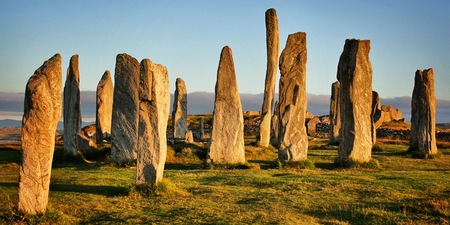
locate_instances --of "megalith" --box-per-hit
[96,70,114,144]
[199,117,204,140]
[259,8,280,147]
[277,32,308,161]
[337,39,373,163]
[19,54,62,214]
[410,68,437,156]
[172,78,188,139]
[329,81,341,144]
[63,54,81,156]
[270,101,280,147]
[207,46,245,163]
[111,53,140,164]
[136,59,170,184]
[371,91,382,145]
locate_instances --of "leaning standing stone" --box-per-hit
[259,8,280,147]
[329,81,341,145]
[136,59,170,184]
[207,46,245,164]
[337,39,373,163]
[172,78,188,139]
[63,54,81,156]
[19,54,62,214]
[277,32,308,161]
[111,53,140,164]
[410,68,437,156]
[96,70,114,144]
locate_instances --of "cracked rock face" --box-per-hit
[63,54,81,156]
[172,78,188,139]
[96,70,113,144]
[19,54,62,214]
[207,46,245,164]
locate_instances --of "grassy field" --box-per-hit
[1,139,449,224]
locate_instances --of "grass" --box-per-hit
[1,138,450,224]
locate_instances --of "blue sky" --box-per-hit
[0,1,449,101]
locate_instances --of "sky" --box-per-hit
[0,1,449,102]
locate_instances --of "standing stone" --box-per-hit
[329,81,341,144]
[185,130,194,143]
[371,91,382,145]
[270,101,280,146]
[277,32,308,161]
[96,70,114,144]
[410,68,437,156]
[172,78,188,139]
[111,53,140,164]
[199,117,204,140]
[136,59,170,184]
[63,55,81,156]
[207,46,245,163]
[337,39,373,163]
[259,8,280,147]
[19,54,62,214]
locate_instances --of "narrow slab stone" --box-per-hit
[277,32,308,161]
[172,78,188,138]
[96,70,114,143]
[410,68,437,156]
[371,91,382,145]
[19,54,62,214]
[259,8,280,147]
[63,54,81,155]
[199,117,204,140]
[207,46,245,163]
[111,53,140,164]
[337,39,373,163]
[329,81,341,144]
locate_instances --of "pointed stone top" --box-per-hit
[34,53,61,76]
[266,8,277,16]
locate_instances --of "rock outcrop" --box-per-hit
[19,54,62,214]
[172,78,188,139]
[380,105,403,122]
[136,59,170,184]
[329,81,341,144]
[259,8,280,147]
[111,54,140,164]
[337,39,373,163]
[63,55,81,156]
[277,32,308,161]
[410,68,437,156]
[96,70,114,144]
[307,117,321,134]
[207,46,245,163]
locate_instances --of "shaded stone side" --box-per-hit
[172,78,188,138]
[410,68,437,156]
[259,8,280,147]
[207,46,245,163]
[136,59,170,184]
[371,91,382,145]
[63,54,81,156]
[96,70,114,143]
[19,54,62,214]
[277,32,308,161]
[111,53,140,164]
[337,39,373,163]
[329,81,341,144]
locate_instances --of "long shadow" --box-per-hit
[164,162,203,170]
[50,183,129,197]
[0,182,18,188]
[0,149,21,164]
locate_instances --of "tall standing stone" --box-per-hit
[277,32,308,161]
[19,54,62,214]
[172,78,188,139]
[96,70,114,143]
[259,8,280,147]
[199,117,204,140]
[270,101,280,146]
[337,39,373,163]
[329,81,341,144]
[410,68,437,156]
[371,91,381,145]
[63,55,81,156]
[111,53,140,164]
[207,46,245,163]
[136,59,170,184]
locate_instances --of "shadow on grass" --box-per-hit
[0,149,20,164]
[164,162,203,170]
[50,183,129,197]
[0,182,18,188]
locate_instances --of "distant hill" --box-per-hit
[0,119,21,128]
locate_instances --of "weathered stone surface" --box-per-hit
[19,54,62,214]
[259,8,280,147]
[410,68,437,155]
[307,117,321,135]
[96,70,114,143]
[172,78,188,139]
[277,32,308,161]
[380,105,403,122]
[337,39,373,163]
[185,130,194,143]
[111,54,140,164]
[371,91,381,145]
[207,46,245,163]
[136,59,170,184]
[329,81,341,144]
[63,55,81,156]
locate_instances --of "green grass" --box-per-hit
[1,139,450,224]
